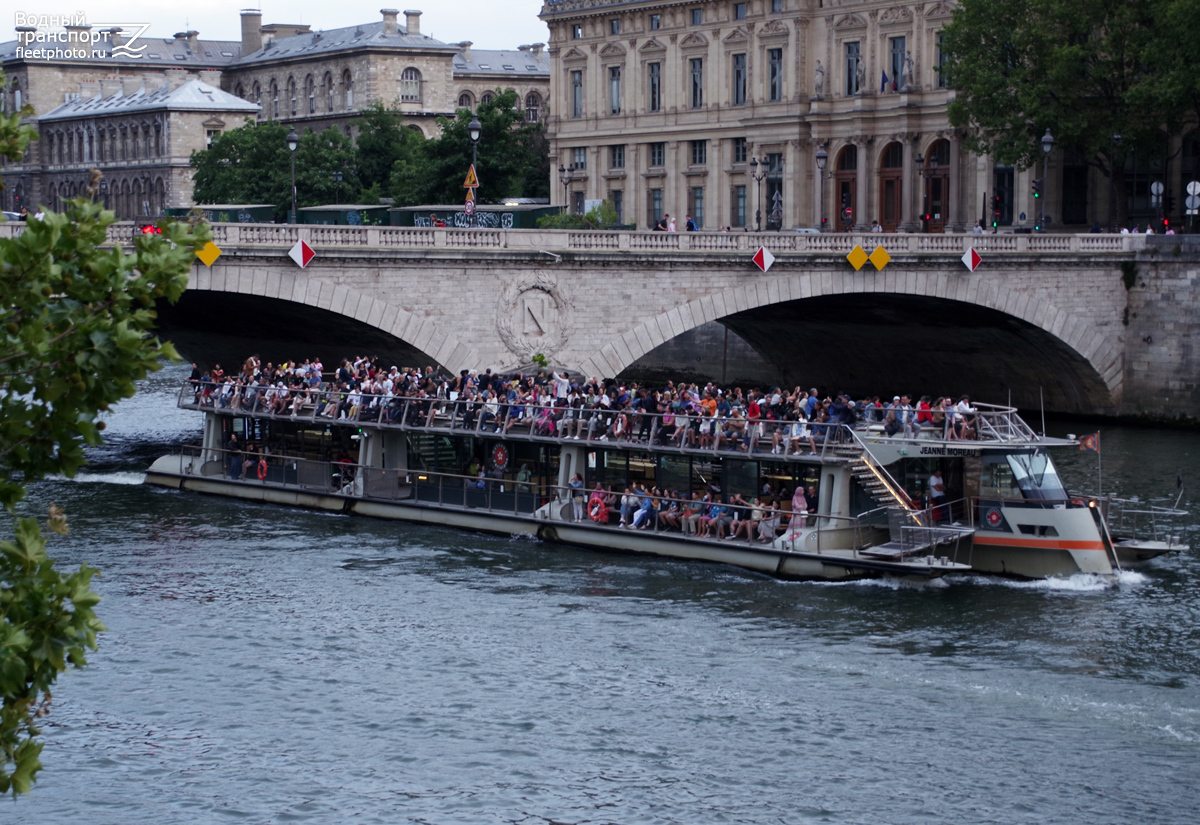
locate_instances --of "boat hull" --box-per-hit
[146,457,962,582]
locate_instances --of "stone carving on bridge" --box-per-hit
[496,272,573,363]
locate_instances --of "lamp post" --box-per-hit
[815,145,828,232]
[750,157,767,231]
[1040,128,1054,232]
[915,153,938,232]
[331,171,343,204]
[98,179,108,209]
[468,112,482,227]
[286,127,299,224]
[1109,134,1122,229]
[557,164,575,213]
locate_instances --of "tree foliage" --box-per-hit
[391,89,550,205]
[940,0,1190,223]
[1,74,208,794]
[191,121,361,220]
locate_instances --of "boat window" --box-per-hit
[1018,524,1060,536]
[657,455,691,493]
[1001,451,1067,501]
[724,460,759,498]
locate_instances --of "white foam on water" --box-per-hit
[1160,725,1199,744]
[1116,570,1151,587]
[952,573,1116,592]
[64,471,146,486]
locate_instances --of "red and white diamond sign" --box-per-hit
[752,246,776,272]
[288,240,316,268]
[961,247,982,272]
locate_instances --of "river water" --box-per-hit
[7,364,1200,824]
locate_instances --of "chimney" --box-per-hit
[531,42,545,58]
[103,27,123,49]
[380,9,399,35]
[100,77,122,98]
[198,70,222,87]
[458,41,473,62]
[79,80,101,100]
[141,73,166,93]
[240,9,263,54]
[187,30,200,49]
[120,76,143,97]
[404,10,421,36]
[64,23,93,52]
[165,69,189,91]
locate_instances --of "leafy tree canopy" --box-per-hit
[391,89,550,205]
[942,0,1191,164]
[191,121,361,220]
[2,75,208,795]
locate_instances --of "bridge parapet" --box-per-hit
[0,221,1152,256]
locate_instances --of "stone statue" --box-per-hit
[855,59,866,94]
[813,60,825,97]
[902,51,915,91]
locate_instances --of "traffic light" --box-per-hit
[821,216,828,229]
[1032,178,1043,199]
[841,191,851,209]
[1163,217,1170,231]
[992,195,1001,228]
[140,224,162,235]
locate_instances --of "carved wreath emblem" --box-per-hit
[495,272,572,362]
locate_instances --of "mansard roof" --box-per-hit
[236,20,458,65]
[453,49,550,77]
[39,77,260,121]
[0,34,241,67]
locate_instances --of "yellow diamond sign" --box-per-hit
[195,241,222,267]
[846,245,869,271]
[868,245,891,270]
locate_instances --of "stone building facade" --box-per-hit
[1,10,550,218]
[538,0,1199,231]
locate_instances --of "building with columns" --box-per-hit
[538,0,1199,232]
[1,9,550,218]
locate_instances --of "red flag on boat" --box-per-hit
[1079,432,1100,452]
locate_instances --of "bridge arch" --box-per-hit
[580,269,1123,414]
[169,269,485,372]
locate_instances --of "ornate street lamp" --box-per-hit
[815,145,828,232]
[750,157,767,231]
[557,164,575,212]
[1040,128,1054,232]
[916,153,939,232]
[286,127,299,224]
[468,113,482,226]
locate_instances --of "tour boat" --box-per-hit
[145,386,1183,581]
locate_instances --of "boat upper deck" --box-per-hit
[177,382,1074,464]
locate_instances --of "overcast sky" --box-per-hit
[11,0,551,51]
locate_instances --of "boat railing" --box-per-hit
[177,383,1048,459]
[1072,492,1188,548]
[888,498,971,552]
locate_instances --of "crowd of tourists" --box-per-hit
[188,354,982,457]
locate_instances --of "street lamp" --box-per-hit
[814,145,828,232]
[331,171,343,204]
[915,153,939,232]
[557,164,575,212]
[467,113,482,226]
[1109,134,1122,229]
[1040,128,1054,232]
[286,127,299,224]
[750,157,767,231]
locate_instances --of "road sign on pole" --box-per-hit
[1187,180,1200,197]
[463,165,479,188]
[1151,181,1164,196]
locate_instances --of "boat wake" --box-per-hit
[61,471,147,486]
[950,570,1150,592]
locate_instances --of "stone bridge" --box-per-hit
[15,221,1192,418]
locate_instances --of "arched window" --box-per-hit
[269,79,278,119]
[407,124,424,138]
[305,75,315,114]
[525,92,541,122]
[323,72,334,112]
[288,77,297,117]
[235,83,245,99]
[252,81,261,104]
[342,69,354,110]
[12,79,20,111]
[400,67,421,102]
[481,91,494,106]
[458,91,474,109]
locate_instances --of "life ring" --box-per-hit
[491,443,510,471]
[589,498,606,522]
[257,459,267,481]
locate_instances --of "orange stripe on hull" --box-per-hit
[975,536,1106,551]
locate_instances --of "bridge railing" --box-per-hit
[0,220,1154,254]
